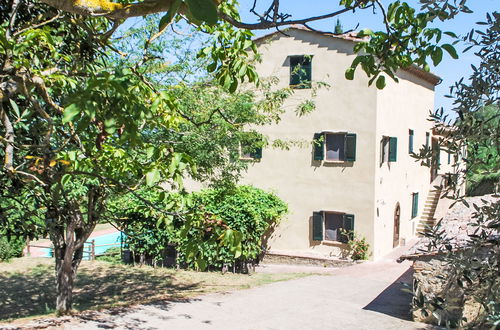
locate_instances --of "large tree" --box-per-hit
[0,0,482,316]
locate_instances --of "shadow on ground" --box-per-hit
[362,267,414,320]
[0,263,198,320]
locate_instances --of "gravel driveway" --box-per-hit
[46,253,437,330]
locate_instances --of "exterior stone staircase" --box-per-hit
[416,177,443,236]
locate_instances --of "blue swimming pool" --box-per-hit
[42,231,124,259]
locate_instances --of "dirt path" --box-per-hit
[46,253,436,330]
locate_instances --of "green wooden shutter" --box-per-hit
[313,133,324,160]
[389,137,397,162]
[411,193,419,218]
[345,133,357,162]
[312,212,324,241]
[448,152,451,164]
[340,214,355,243]
[252,147,262,159]
[409,130,414,153]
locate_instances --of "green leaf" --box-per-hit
[145,168,161,186]
[441,44,458,59]
[376,75,386,89]
[158,0,181,32]
[62,104,80,123]
[358,28,374,37]
[207,62,217,72]
[345,68,355,80]
[146,146,155,159]
[196,257,207,271]
[229,79,238,93]
[431,47,443,66]
[8,99,20,118]
[61,174,71,186]
[186,0,218,25]
[443,31,458,38]
[104,117,117,134]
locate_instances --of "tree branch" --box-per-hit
[39,0,366,32]
[219,4,361,30]
[0,103,15,170]
[39,0,179,20]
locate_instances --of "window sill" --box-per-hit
[323,160,347,164]
[320,240,347,246]
[239,157,261,162]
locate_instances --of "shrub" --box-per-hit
[109,185,288,271]
[176,185,288,270]
[0,236,25,262]
[466,171,500,196]
[343,231,370,261]
[107,189,173,265]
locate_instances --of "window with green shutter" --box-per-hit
[314,132,357,162]
[312,212,324,241]
[381,136,398,163]
[411,193,419,218]
[389,137,397,162]
[409,129,414,153]
[290,55,312,89]
[240,137,263,161]
[313,211,355,243]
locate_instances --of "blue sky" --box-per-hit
[237,0,498,116]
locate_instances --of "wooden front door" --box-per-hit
[393,204,400,248]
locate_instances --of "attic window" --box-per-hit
[290,55,312,89]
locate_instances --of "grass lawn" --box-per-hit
[0,257,311,322]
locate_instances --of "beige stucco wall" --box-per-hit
[241,30,379,259]
[374,70,435,258]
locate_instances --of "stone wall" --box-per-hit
[412,256,464,325]
[410,245,497,327]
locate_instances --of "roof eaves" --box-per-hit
[252,26,442,86]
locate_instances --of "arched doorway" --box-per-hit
[393,203,400,248]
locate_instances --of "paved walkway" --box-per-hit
[52,245,436,330]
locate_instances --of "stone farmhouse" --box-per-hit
[239,26,460,260]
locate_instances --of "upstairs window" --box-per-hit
[425,132,430,150]
[409,129,414,153]
[381,136,397,163]
[312,211,355,243]
[290,55,312,89]
[313,132,356,162]
[240,143,262,160]
[239,136,263,161]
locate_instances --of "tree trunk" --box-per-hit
[49,186,103,315]
[55,249,76,314]
[54,242,84,315]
